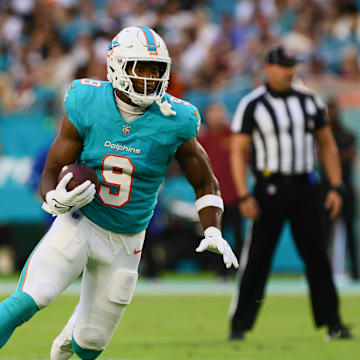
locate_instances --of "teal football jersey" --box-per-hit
[64,79,200,234]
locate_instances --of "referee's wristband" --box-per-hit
[330,183,346,197]
[237,194,252,204]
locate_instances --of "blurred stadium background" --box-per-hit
[0,1,360,357]
[1,0,360,279]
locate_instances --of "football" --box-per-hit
[58,164,100,191]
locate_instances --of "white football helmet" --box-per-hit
[107,26,171,108]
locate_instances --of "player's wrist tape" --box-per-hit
[204,226,222,238]
[195,194,224,212]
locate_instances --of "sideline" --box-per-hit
[1,278,360,296]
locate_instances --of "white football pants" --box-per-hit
[20,211,145,355]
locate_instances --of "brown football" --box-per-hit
[58,164,100,191]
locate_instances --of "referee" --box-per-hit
[229,46,353,340]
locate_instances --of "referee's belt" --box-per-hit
[255,170,309,182]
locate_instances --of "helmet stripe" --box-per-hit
[139,26,158,55]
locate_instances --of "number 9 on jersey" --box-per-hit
[99,155,134,207]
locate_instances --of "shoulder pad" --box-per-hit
[165,94,201,139]
[64,79,105,107]
[64,79,107,138]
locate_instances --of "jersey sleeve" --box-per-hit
[231,99,256,135]
[63,80,88,138]
[177,102,201,142]
[313,95,329,130]
[187,105,201,139]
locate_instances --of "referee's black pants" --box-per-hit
[231,174,341,332]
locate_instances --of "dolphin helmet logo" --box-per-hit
[107,40,120,56]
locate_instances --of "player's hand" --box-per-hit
[196,227,239,269]
[239,195,260,220]
[325,189,343,219]
[42,172,96,216]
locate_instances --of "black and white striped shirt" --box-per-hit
[231,84,329,174]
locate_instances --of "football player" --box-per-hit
[0,27,238,359]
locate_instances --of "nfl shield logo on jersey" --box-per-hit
[122,125,131,134]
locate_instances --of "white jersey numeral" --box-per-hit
[99,155,134,207]
[80,79,102,87]
[169,96,190,106]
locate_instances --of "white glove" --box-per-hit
[196,227,239,269]
[42,172,96,216]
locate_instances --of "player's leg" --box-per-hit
[0,212,89,348]
[50,306,78,360]
[0,291,38,348]
[72,226,145,359]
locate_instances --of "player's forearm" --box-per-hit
[40,168,61,200]
[40,124,83,201]
[193,174,221,199]
[194,176,223,230]
[194,174,223,230]
[198,205,223,231]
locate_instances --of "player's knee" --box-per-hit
[72,336,103,360]
[31,281,60,308]
[77,326,106,349]
[73,313,117,353]
[72,325,107,359]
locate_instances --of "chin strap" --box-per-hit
[114,87,176,117]
[155,99,176,116]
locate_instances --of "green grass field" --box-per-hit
[1,293,359,360]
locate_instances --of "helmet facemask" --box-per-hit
[108,56,171,108]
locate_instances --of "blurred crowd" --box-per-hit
[0,0,360,278]
[1,0,360,116]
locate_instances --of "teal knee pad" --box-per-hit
[0,290,39,348]
[72,338,103,360]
